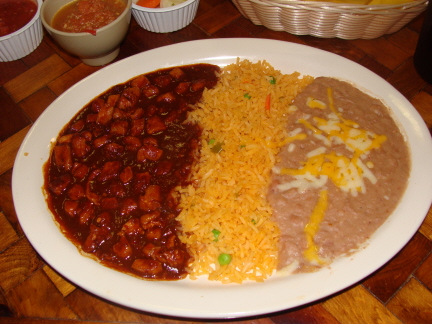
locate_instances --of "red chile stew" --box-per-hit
[44,64,220,280]
[0,0,37,37]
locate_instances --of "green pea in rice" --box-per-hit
[176,58,314,283]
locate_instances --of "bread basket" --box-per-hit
[232,0,428,39]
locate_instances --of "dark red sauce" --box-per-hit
[0,0,38,37]
[44,64,220,280]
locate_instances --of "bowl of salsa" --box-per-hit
[0,0,43,62]
[41,0,132,66]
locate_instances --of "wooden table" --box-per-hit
[1,0,432,323]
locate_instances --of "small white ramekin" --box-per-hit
[0,0,43,62]
[132,0,199,33]
[41,0,132,66]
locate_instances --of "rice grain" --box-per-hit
[177,59,314,283]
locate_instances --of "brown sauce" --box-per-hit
[44,64,220,280]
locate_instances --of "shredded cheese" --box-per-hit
[276,85,389,265]
[279,87,386,196]
[264,133,307,148]
[298,118,322,135]
[304,189,328,264]
[307,97,327,109]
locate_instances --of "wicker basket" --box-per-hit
[232,0,428,39]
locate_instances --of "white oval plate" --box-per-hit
[12,38,432,319]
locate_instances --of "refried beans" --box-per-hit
[268,77,410,273]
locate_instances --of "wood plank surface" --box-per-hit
[0,0,431,323]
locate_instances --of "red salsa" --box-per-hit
[51,0,126,34]
[44,64,220,280]
[0,0,37,37]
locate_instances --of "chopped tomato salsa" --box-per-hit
[0,0,37,37]
[51,0,126,34]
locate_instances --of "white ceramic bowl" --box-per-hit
[0,0,43,62]
[132,0,199,33]
[41,0,132,66]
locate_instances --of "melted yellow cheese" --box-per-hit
[264,133,307,148]
[307,97,327,109]
[304,189,328,264]
[298,118,322,135]
[314,116,387,155]
[278,87,386,196]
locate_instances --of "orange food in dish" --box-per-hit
[136,0,160,8]
[51,0,126,34]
